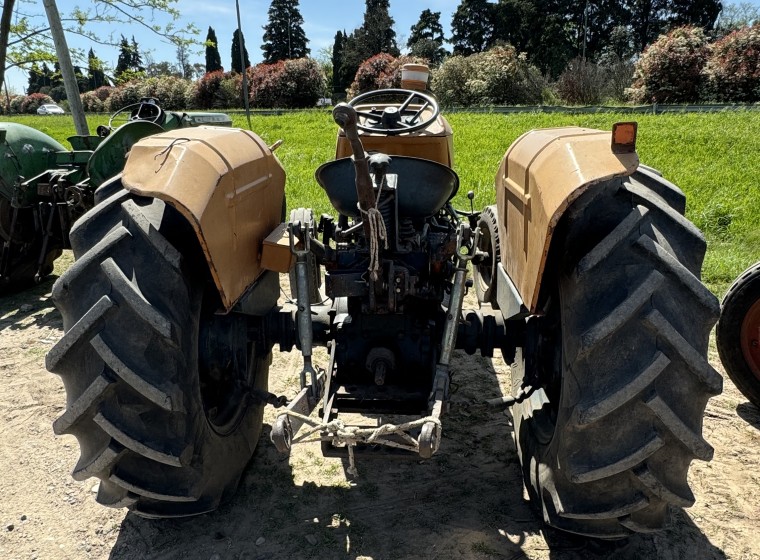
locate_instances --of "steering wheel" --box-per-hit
[347,88,439,135]
[108,99,165,129]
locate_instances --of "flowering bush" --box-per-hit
[80,91,104,112]
[346,54,425,97]
[249,57,326,108]
[431,46,544,106]
[9,95,25,114]
[626,27,709,103]
[104,81,143,112]
[20,93,55,114]
[140,76,191,110]
[93,86,113,102]
[190,70,225,109]
[703,24,760,102]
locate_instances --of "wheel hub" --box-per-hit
[740,298,760,381]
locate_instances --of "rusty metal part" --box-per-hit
[495,126,639,312]
[741,298,760,380]
[332,104,376,240]
[121,127,285,310]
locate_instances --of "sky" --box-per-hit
[6,0,462,92]
[6,0,760,93]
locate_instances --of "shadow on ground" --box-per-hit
[736,401,760,430]
[0,275,60,331]
[105,351,727,560]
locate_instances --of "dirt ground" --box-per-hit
[1,252,759,560]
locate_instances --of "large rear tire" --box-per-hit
[510,167,722,538]
[716,262,760,407]
[46,190,270,518]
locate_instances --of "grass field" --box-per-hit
[7,109,759,295]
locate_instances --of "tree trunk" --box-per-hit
[0,0,15,111]
[42,0,89,135]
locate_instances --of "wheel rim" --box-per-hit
[740,298,760,381]
[476,223,494,293]
[198,310,255,436]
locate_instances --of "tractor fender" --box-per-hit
[121,126,285,310]
[495,127,639,313]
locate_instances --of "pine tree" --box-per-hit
[130,36,144,71]
[339,0,399,93]
[87,48,107,90]
[115,35,131,76]
[354,0,399,58]
[205,27,223,72]
[231,29,250,73]
[26,63,42,94]
[408,9,448,64]
[451,0,496,55]
[331,30,345,97]
[261,0,310,63]
[669,0,722,31]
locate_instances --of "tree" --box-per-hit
[331,30,345,96]
[26,62,41,94]
[87,47,106,90]
[261,0,310,63]
[130,36,144,72]
[205,27,223,72]
[408,9,447,64]
[175,41,192,79]
[231,29,250,73]
[338,0,399,95]
[714,2,760,37]
[1,0,199,104]
[451,0,496,55]
[354,0,399,58]
[115,35,132,76]
[669,0,722,31]
[626,0,671,52]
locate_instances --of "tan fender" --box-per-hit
[496,127,639,313]
[121,127,285,310]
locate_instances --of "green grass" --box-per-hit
[6,110,759,296]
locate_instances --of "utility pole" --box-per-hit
[42,0,89,135]
[235,0,252,130]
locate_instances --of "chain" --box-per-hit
[248,388,289,408]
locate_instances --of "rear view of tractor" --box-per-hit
[45,66,722,538]
[0,98,231,293]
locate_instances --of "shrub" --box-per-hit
[140,76,191,110]
[93,86,113,102]
[190,70,225,109]
[347,54,425,98]
[49,85,67,102]
[431,46,545,106]
[249,57,326,108]
[20,93,55,113]
[556,56,634,104]
[104,81,143,112]
[218,74,243,109]
[9,95,24,114]
[626,26,709,103]
[81,91,104,113]
[703,24,760,102]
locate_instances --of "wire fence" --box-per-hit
[222,103,760,116]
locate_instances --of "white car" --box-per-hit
[37,104,65,115]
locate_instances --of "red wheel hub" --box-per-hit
[740,298,760,381]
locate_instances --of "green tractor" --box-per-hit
[0,98,231,292]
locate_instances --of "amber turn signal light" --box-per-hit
[611,122,638,153]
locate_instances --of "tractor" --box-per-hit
[0,98,231,292]
[717,262,760,408]
[46,67,721,538]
